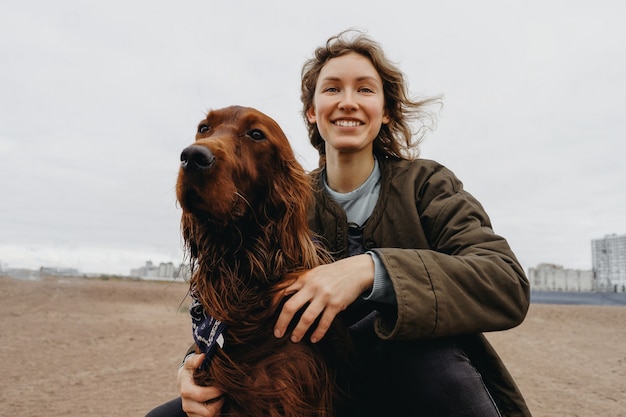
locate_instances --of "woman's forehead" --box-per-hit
[318,53,381,83]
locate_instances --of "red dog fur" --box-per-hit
[176,106,348,417]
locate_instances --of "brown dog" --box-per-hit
[176,106,348,417]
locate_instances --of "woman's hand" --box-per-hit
[178,353,224,417]
[273,254,374,343]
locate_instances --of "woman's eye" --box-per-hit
[247,129,266,141]
[198,124,210,134]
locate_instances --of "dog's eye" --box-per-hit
[198,124,210,134]
[247,129,266,141]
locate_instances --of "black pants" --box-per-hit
[340,335,501,417]
[145,337,500,417]
[146,397,185,417]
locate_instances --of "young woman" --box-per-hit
[148,29,532,417]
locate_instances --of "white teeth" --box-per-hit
[334,120,361,127]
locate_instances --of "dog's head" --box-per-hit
[177,106,331,326]
[177,106,310,225]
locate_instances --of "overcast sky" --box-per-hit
[1,0,624,275]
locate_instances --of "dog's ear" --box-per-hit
[265,153,322,270]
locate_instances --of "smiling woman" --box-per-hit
[306,53,390,181]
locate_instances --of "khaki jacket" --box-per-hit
[308,157,532,417]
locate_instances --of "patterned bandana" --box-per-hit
[190,298,227,370]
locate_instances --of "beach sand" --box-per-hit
[1,275,624,416]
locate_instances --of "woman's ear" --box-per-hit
[306,107,316,123]
[382,108,390,125]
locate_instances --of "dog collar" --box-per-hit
[190,298,226,370]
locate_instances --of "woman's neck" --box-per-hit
[324,151,376,193]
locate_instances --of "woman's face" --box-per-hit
[307,52,389,158]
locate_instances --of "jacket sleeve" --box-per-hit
[372,164,530,341]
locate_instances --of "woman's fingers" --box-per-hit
[178,353,225,417]
[309,309,338,343]
[288,298,327,343]
[274,273,339,343]
[183,395,224,417]
[182,352,204,371]
[273,284,307,339]
[274,255,375,343]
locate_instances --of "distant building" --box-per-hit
[130,260,190,281]
[592,234,626,292]
[528,263,594,292]
[2,267,40,280]
[1,265,80,280]
[39,266,80,277]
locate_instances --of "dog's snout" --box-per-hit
[180,145,215,171]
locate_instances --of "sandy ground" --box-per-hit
[0,275,624,417]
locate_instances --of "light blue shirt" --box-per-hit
[322,160,396,304]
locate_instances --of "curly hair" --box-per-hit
[301,29,442,161]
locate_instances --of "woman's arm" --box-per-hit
[373,165,530,340]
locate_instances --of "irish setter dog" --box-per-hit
[176,106,348,417]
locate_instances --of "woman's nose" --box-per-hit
[338,91,358,111]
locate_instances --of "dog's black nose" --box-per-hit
[180,145,215,171]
